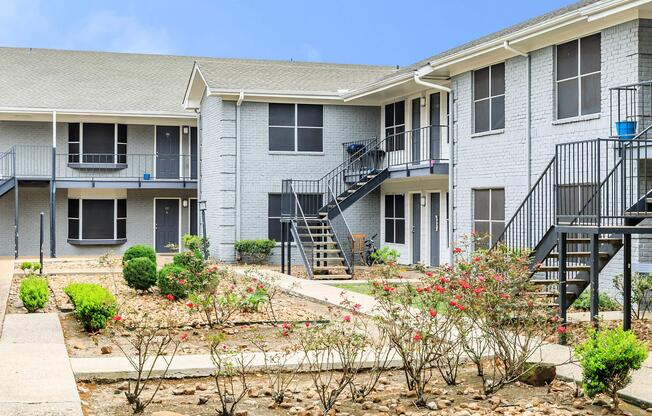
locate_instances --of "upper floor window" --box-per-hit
[556,33,601,119]
[269,104,323,153]
[473,63,505,133]
[385,101,405,151]
[473,188,505,249]
[68,123,127,164]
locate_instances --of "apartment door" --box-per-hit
[155,199,179,252]
[411,98,421,165]
[430,192,440,266]
[412,193,421,263]
[430,93,441,160]
[156,126,180,179]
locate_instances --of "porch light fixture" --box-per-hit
[183,126,189,134]
[420,96,426,107]
[182,199,188,208]
[421,196,427,207]
[199,200,207,211]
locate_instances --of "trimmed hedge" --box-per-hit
[123,257,157,291]
[572,290,620,312]
[122,245,156,265]
[64,283,117,332]
[234,239,276,263]
[158,263,191,299]
[19,276,49,312]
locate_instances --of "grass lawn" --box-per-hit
[331,283,374,296]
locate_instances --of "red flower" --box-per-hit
[474,287,485,295]
[246,287,254,293]
[353,303,362,310]
[282,330,289,337]
[179,279,187,286]
[435,285,446,293]
[383,285,395,292]
[257,283,266,290]
[557,325,567,334]
[453,247,462,254]
[413,333,422,342]
[454,294,462,300]
[499,293,510,299]
[455,304,465,311]
[439,277,450,284]
[343,315,352,322]
[185,301,194,308]
[282,322,291,329]
[449,300,458,307]
[460,280,471,289]
[222,344,229,351]
[166,294,175,301]
[425,271,434,277]
[428,308,437,318]
[179,332,189,342]
[493,274,505,282]
[305,321,311,328]
[472,256,481,262]
[112,315,123,322]
[416,287,424,293]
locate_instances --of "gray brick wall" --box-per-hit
[451,19,642,297]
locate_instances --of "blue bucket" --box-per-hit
[615,121,637,140]
[143,173,151,181]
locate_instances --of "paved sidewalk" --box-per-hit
[0,312,83,416]
[0,259,13,333]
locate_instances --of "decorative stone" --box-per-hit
[100,345,112,354]
[518,363,556,387]
[426,401,438,410]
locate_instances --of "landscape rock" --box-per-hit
[518,363,556,387]
[100,345,112,354]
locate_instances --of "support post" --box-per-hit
[590,233,600,329]
[39,212,44,274]
[623,233,632,331]
[50,111,57,258]
[558,231,567,345]
[287,223,292,276]
[14,174,19,260]
[200,201,208,260]
[280,221,286,274]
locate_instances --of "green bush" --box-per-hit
[234,239,276,263]
[19,276,49,312]
[575,328,648,410]
[20,261,41,274]
[64,283,117,332]
[122,245,156,265]
[572,290,620,311]
[123,257,157,291]
[173,249,204,273]
[614,272,652,319]
[158,263,192,299]
[182,234,207,252]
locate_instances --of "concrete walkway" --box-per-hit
[0,259,13,333]
[0,259,83,416]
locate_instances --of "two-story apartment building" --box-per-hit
[3,0,652,308]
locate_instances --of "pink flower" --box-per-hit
[305,321,311,328]
[425,271,434,277]
[246,287,254,293]
[282,330,289,337]
[474,287,485,295]
[428,308,437,318]
[453,247,462,254]
[179,332,189,342]
[112,315,123,322]
[413,333,422,342]
[185,301,194,308]
[282,322,291,329]
[179,279,187,286]
[343,315,352,322]
[222,344,229,351]
[557,326,567,334]
[499,293,510,299]
[353,303,362,310]
[166,294,175,301]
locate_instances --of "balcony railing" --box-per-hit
[610,80,652,139]
[6,145,197,182]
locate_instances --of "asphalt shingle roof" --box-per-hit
[0,47,396,114]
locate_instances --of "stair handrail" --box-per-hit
[0,146,16,180]
[327,183,355,275]
[290,182,315,275]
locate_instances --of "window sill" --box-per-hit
[68,163,127,170]
[67,238,127,246]
[471,129,505,138]
[552,113,600,125]
[268,151,325,156]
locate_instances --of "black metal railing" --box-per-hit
[281,125,448,218]
[610,80,652,139]
[56,153,194,181]
[0,147,15,181]
[328,184,354,275]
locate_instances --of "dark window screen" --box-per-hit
[190,199,198,235]
[83,123,115,163]
[68,199,79,239]
[82,199,114,239]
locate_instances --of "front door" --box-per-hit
[156,126,180,179]
[412,193,421,264]
[430,193,440,266]
[155,199,179,252]
[430,93,441,160]
[411,98,421,164]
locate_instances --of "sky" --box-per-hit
[0,0,576,67]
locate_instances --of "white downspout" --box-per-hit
[413,74,451,93]
[503,41,532,190]
[235,91,244,241]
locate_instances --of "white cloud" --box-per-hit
[65,10,174,54]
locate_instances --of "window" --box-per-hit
[268,193,322,241]
[67,198,127,240]
[557,183,598,224]
[384,194,405,244]
[473,63,505,133]
[269,104,323,152]
[385,101,405,152]
[473,188,505,248]
[189,198,198,235]
[68,123,127,164]
[556,34,601,119]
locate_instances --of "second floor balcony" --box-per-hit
[3,145,197,188]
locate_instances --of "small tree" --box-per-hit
[613,272,652,319]
[575,327,648,412]
[109,305,186,414]
[210,337,252,416]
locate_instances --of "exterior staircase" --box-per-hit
[0,148,16,198]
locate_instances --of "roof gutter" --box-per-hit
[413,74,451,93]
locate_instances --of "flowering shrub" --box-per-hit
[109,305,186,414]
[157,263,192,299]
[188,265,242,327]
[431,236,555,394]
[210,335,253,416]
